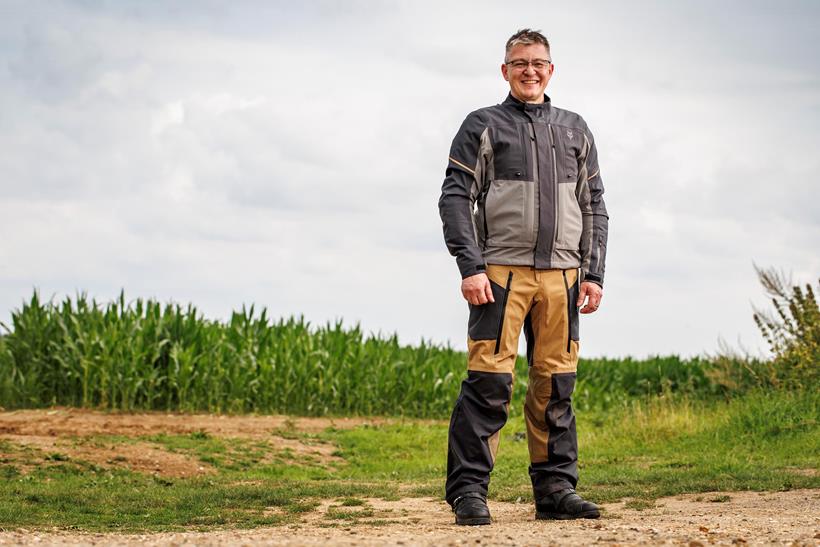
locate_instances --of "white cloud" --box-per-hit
[1,1,818,359]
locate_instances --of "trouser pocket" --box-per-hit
[561,270,580,353]
[467,271,513,355]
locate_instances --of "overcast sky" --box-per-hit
[1,1,818,358]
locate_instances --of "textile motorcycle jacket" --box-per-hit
[439,93,609,286]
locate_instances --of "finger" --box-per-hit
[580,294,601,314]
[576,284,587,307]
[591,293,602,308]
[484,280,495,303]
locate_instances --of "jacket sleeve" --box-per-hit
[579,122,609,287]
[438,112,487,279]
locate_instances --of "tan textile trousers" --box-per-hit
[445,264,580,505]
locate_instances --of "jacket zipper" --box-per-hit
[528,123,539,245]
[481,194,489,250]
[562,269,572,354]
[596,236,604,274]
[493,271,514,355]
[548,124,558,251]
[479,175,491,250]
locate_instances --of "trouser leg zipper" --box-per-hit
[493,271,514,355]
[562,270,572,354]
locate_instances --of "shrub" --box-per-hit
[752,266,819,389]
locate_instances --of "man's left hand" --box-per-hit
[577,281,602,314]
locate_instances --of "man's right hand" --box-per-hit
[461,273,495,305]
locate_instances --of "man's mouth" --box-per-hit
[522,80,540,84]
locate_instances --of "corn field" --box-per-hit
[0,291,745,418]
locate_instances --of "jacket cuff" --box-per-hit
[460,263,487,279]
[582,271,604,288]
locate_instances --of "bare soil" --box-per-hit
[0,409,817,546]
[1,491,817,546]
[0,434,214,477]
[0,408,376,476]
[0,407,385,437]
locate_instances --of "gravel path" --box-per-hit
[1,489,817,546]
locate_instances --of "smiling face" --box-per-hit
[501,43,554,104]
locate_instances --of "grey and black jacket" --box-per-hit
[438,93,609,286]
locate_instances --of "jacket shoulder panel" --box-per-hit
[471,103,528,128]
[550,106,588,130]
[448,108,492,171]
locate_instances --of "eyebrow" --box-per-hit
[507,58,551,63]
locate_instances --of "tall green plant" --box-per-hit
[752,266,819,389]
[0,290,739,416]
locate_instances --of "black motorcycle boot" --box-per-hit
[452,492,492,525]
[535,488,600,520]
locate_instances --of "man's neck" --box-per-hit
[510,91,545,104]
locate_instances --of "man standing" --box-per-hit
[438,29,608,525]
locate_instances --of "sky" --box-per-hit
[1,0,818,358]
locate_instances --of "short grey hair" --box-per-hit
[505,28,551,62]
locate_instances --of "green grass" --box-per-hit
[319,388,818,503]
[0,388,815,531]
[338,497,367,507]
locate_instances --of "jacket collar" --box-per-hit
[502,92,552,116]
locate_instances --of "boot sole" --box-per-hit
[536,509,600,520]
[455,515,492,526]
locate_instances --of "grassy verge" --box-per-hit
[0,388,816,532]
[324,388,818,503]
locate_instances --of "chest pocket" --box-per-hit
[490,123,529,180]
[554,125,581,183]
[552,125,584,251]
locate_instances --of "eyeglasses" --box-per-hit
[505,59,552,71]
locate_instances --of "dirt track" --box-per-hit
[0,407,384,437]
[0,409,817,546]
[1,490,818,546]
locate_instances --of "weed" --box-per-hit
[752,266,819,389]
[624,499,655,510]
[338,497,366,507]
[325,507,375,520]
[0,465,20,478]
[283,501,318,514]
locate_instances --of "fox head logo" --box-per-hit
[566,129,574,139]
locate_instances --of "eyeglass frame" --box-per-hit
[504,58,552,71]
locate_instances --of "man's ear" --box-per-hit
[501,63,510,82]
